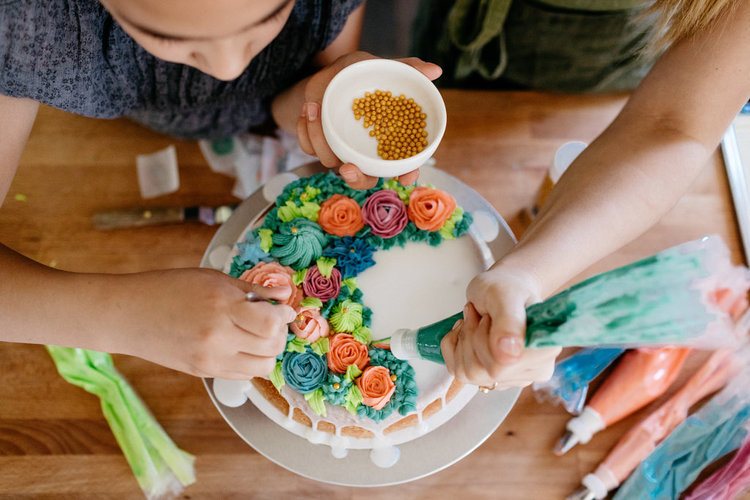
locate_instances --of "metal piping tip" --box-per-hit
[566,487,597,500]
[553,430,579,456]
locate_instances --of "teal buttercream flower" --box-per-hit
[281,349,327,394]
[357,400,394,422]
[321,373,351,405]
[270,218,328,270]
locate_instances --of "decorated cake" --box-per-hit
[221,171,487,464]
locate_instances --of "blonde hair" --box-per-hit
[643,0,737,56]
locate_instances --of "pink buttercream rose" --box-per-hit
[327,333,370,373]
[238,261,303,308]
[356,365,396,410]
[290,307,330,343]
[302,266,341,302]
[362,189,409,238]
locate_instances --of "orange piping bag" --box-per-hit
[554,346,691,455]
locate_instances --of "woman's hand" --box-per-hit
[295,51,442,189]
[441,264,560,390]
[107,268,297,380]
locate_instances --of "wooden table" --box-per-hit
[0,90,744,499]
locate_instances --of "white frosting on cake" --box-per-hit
[220,198,488,464]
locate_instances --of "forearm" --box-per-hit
[1,243,117,350]
[500,117,713,298]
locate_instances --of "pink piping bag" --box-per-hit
[554,346,691,455]
[686,419,750,499]
[568,348,738,500]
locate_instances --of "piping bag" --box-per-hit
[567,347,738,500]
[554,346,691,456]
[686,430,750,500]
[532,347,625,415]
[609,351,750,500]
[385,235,749,362]
[46,346,196,499]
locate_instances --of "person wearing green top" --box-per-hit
[332,0,749,392]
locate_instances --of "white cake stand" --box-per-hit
[200,161,520,487]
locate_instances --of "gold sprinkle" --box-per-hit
[333,383,341,390]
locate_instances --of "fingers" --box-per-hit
[218,353,279,380]
[397,169,419,186]
[299,101,340,167]
[339,164,379,190]
[396,57,443,81]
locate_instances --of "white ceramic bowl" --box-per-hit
[321,59,447,179]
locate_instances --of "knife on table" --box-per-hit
[91,205,236,230]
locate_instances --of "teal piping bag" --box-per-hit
[387,235,749,363]
[46,346,196,499]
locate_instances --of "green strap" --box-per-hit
[448,0,512,51]
[445,0,646,81]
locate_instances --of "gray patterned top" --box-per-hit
[0,0,364,139]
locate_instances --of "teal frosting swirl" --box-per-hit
[270,218,328,270]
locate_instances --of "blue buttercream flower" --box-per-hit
[281,350,327,394]
[323,236,376,278]
[237,231,272,265]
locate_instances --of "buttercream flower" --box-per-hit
[321,373,352,405]
[327,333,370,373]
[270,218,328,269]
[318,194,365,237]
[239,261,302,308]
[281,350,328,394]
[290,306,330,343]
[407,187,457,232]
[322,236,376,278]
[356,365,396,411]
[303,265,341,302]
[362,190,409,238]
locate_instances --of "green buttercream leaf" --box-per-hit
[300,296,323,309]
[341,277,358,292]
[329,300,364,333]
[277,201,303,222]
[269,361,285,392]
[300,201,321,222]
[344,385,363,415]
[440,206,465,240]
[345,363,362,382]
[286,337,309,354]
[304,389,327,417]
[353,325,372,345]
[310,337,330,356]
[302,185,322,202]
[258,228,273,253]
[292,268,308,287]
[316,257,337,279]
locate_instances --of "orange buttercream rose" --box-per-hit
[317,194,365,237]
[239,261,303,308]
[327,333,370,373]
[356,365,396,411]
[407,186,457,232]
